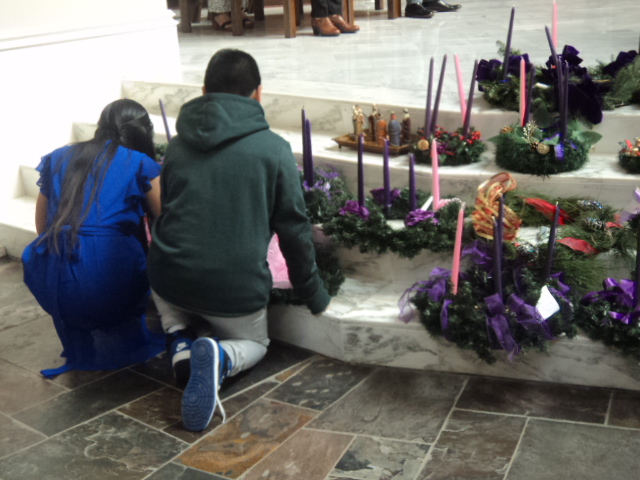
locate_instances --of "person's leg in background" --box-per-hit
[310,0,359,36]
[405,0,435,18]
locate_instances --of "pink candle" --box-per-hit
[519,58,526,127]
[454,54,467,125]
[552,0,558,49]
[431,140,440,210]
[451,202,466,295]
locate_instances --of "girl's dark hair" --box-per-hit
[42,98,155,254]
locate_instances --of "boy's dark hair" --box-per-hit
[204,49,261,97]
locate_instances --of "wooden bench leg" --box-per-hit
[179,0,193,33]
[295,0,303,27]
[375,0,385,11]
[231,0,244,35]
[342,0,354,25]
[283,0,296,38]
[387,0,399,19]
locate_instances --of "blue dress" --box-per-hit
[22,143,165,378]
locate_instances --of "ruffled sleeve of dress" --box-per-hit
[123,152,162,213]
[36,153,53,198]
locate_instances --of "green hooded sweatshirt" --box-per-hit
[147,93,330,316]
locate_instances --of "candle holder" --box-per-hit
[412,127,487,167]
[333,129,414,155]
[618,137,640,173]
[491,121,600,176]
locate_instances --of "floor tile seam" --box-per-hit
[604,390,614,426]
[263,363,379,414]
[110,408,191,449]
[453,407,640,431]
[218,355,318,403]
[220,403,324,480]
[302,426,433,447]
[125,365,180,390]
[413,376,471,479]
[174,380,285,448]
[502,416,531,480]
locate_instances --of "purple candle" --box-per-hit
[358,133,365,207]
[525,63,535,124]
[561,62,569,142]
[383,139,390,216]
[544,26,559,67]
[431,55,448,135]
[498,195,505,250]
[305,119,314,186]
[159,99,172,142]
[425,57,434,138]
[502,7,515,80]
[409,153,416,211]
[301,108,308,178]
[493,219,503,299]
[463,60,479,137]
[543,203,560,283]
[635,222,640,306]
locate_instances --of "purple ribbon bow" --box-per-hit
[583,278,640,325]
[370,188,401,208]
[398,268,451,323]
[507,294,553,340]
[484,293,520,361]
[339,200,370,220]
[405,209,438,227]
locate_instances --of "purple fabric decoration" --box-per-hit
[476,59,503,91]
[339,200,370,220]
[303,179,332,198]
[619,188,640,223]
[462,240,493,269]
[397,268,451,323]
[583,277,640,325]
[485,293,520,360]
[507,294,553,340]
[602,51,638,77]
[404,209,438,227]
[370,188,401,207]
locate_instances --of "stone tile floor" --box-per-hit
[1,255,640,479]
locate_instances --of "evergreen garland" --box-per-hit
[412,127,487,167]
[490,121,601,176]
[322,193,466,258]
[413,240,576,364]
[270,241,345,305]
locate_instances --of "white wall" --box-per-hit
[0,0,181,202]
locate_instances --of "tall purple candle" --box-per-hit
[463,60,479,137]
[425,57,434,138]
[561,62,569,142]
[543,203,560,283]
[383,139,390,216]
[431,55,448,135]
[305,119,314,186]
[498,195,505,250]
[544,26,559,67]
[409,153,416,211]
[525,63,535,124]
[301,108,308,178]
[635,222,640,306]
[358,133,365,208]
[493,219,503,299]
[159,99,172,142]
[502,7,515,80]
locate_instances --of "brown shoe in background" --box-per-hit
[329,14,360,33]
[311,17,341,36]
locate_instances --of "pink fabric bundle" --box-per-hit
[267,235,292,289]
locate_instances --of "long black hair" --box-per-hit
[42,99,155,254]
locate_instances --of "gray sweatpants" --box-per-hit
[152,291,269,377]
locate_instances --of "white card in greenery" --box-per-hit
[536,286,560,320]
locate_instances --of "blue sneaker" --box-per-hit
[182,338,229,431]
[168,330,195,387]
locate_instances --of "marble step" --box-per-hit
[122,79,640,155]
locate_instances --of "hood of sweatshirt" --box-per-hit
[175,92,270,152]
